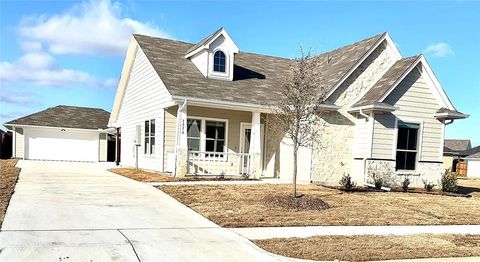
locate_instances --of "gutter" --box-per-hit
[172,95,275,113]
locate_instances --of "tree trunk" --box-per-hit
[293,145,298,198]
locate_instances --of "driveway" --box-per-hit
[0,161,294,261]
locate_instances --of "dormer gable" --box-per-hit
[185,27,239,81]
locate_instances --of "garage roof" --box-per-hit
[5,105,110,130]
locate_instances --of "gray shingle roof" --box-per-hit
[186,27,224,55]
[444,139,472,153]
[5,105,110,130]
[353,56,420,107]
[464,145,480,159]
[133,32,385,106]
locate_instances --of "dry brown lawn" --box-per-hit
[0,159,20,227]
[108,168,255,183]
[254,234,480,261]
[108,168,177,182]
[158,183,480,227]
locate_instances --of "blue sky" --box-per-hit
[0,0,479,145]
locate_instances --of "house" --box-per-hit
[463,146,480,178]
[443,139,471,172]
[4,105,111,162]
[109,28,468,187]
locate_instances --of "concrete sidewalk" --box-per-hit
[231,225,480,240]
[0,160,297,262]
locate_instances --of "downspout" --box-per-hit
[444,119,454,125]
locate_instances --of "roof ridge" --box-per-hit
[134,32,389,62]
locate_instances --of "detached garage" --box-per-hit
[4,105,110,162]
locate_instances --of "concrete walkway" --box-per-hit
[232,225,480,240]
[0,161,297,262]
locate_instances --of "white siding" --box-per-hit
[14,128,24,159]
[372,67,444,162]
[467,160,480,178]
[117,47,171,171]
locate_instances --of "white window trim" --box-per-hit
[393,118,423,171]
[209,48,229,78]
[187,116,229,159]
[144,119,156,156]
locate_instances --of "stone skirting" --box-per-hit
[365,159,444,188]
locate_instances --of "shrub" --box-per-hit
[339,174,356,191]
[402,177,410,192]
[423,179,435,192]
[441,169,458,193]
[372,173,383,190]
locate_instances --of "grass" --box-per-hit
[108,167,255,183]
[0,159,20,227]
[254,234,480,261]
[158,183,480,227]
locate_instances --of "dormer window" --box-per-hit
[213,51,226,73]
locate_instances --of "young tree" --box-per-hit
[269,48,328,198]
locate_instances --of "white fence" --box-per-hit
[187,151,251,176]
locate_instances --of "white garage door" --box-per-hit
[26,128,99,162]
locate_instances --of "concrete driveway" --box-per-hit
[0,161,295,262]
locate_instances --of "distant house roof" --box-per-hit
[444,139,472,155]
[352,56,419,108]
[4,105,110,130]
[133,32,385,106]
[464,145,480,159]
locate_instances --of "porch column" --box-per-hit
[174,100,188,177]
[249,112,262,178]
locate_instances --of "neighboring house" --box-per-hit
[443,139,471,172]
[109,28,468,187]
[0,129,13,159]
[463,146,480,178]
[4,105,111,162]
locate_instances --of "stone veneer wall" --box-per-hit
[365,159,444,188]
[310,42,396,185]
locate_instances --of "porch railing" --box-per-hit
[187,151,251,177]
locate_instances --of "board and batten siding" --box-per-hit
[14,128,24,159]
[99,133,107,161]
[352,117,371,159]
[371,67,444,162]
[117,45,171,171]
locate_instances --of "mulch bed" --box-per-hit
[327,185,471,198]
[263,194,330,211]
[0,159,20,227]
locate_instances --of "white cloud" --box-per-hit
[0,91,41,106]
[425,42,454,58]
[18,0,170,56]
[0,51,117,88]
[20,41,42,52]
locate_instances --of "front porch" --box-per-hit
[166,101,272,178]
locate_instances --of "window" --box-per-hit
[187,119,201,151]
[206,121,225,152]
[187,118,226,155]
[395,122,419,170]
[213,51,226,73]
[144,119,155,154]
